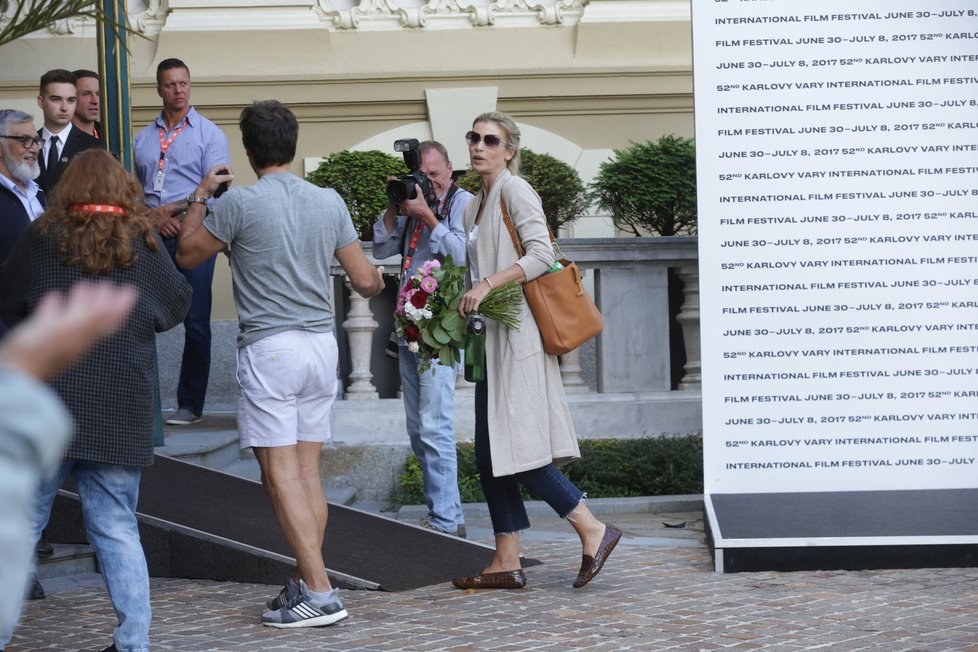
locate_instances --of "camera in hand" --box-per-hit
[386,139,438,213]
[213,168,230,199]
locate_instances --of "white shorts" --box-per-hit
[236,330,339,449]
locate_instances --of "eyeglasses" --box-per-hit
[0,135,43,148]
[465,131,504,149]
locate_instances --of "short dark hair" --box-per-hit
[72,69,99,82]
[239,101,298,169]
[156,58,190,85]
[39,69,76,94]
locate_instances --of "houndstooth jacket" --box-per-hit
[0,222,192,467]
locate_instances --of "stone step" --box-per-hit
[159,415,360,506]
[35,543,97,580]
[157,422,240,469]
[221,457,358,506]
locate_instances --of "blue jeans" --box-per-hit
[32,460,151,652]
[165,237,214,416]
[398,345,464,532]
[475,376,584,536]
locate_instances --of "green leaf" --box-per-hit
[588,135,697,236]
[421,329,439,348]
[441,311,464,332]
[432,325,451,345]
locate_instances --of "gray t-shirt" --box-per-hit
[204,172,359,347]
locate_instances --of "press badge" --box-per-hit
[154,170,165,192]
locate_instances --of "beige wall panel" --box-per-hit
[0,1,698,321]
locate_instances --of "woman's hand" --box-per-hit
[459,280,491,317]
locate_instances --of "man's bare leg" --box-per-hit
[254,444,332,593]
[296,441,328,548]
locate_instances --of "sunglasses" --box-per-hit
[465,131,504,149]
[0,135,43,148]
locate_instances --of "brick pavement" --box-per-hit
[8,507,978,651]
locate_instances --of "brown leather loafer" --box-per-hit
[452,569,527,590]
[573,525,622,588]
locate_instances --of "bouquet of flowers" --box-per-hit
[394,257,522,371]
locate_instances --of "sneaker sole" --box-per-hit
[263,609,349,629]
[165,418,201,425]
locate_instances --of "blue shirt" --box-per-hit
[372,186,472,278]
[133,106,230,208]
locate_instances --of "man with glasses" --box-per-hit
[0,109,47,599]
[0,110,44,272]
[35,69,102,193]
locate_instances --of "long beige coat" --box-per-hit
[464,170,581,477]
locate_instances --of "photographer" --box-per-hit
[373,140,471,538]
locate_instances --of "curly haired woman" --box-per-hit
[0,149,191,652]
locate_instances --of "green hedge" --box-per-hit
[389,435,703,508]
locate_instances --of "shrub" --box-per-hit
[305,150,406,240]
[457,148,588,233]
[589,135,697,237]
[389,435,703,508]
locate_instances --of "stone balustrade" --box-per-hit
[158,237,702,441]
[334,236,700,400]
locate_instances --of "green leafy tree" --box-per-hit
[0,1,130,48]
[305,150,406,240]
[458,148,588,233]
[589,135,697,237]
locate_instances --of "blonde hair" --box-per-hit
[473,111,520,175]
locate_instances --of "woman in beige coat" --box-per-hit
[453,112,621,590]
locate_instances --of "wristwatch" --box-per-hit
[185,194,208,206]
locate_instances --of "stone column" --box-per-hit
[342,276,379,399]
[559,348,589,393]
[676,266,701,391]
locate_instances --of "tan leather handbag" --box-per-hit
[500,197,603,355]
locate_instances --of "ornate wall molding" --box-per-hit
[319,0,587,30]
[0,1,164,38]
[135,0,168,34]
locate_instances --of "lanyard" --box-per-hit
[157,121,188,174]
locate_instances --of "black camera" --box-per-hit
[213,168,230,199]
[386,139,438,213]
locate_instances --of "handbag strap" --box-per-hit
[499,196,562,259]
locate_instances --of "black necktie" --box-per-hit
[46,135,59,173]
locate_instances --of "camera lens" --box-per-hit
[386,178,416,203]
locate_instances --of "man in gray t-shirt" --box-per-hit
[174,100,383,629]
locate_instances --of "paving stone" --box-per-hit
[7,509,978,651]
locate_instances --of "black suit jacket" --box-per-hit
[0,183,45,337]
[0,183,44,267]
[37,127,104,194]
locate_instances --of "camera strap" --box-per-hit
[437,183,459,222]
[400,221,425,277]
[398,182,459,279]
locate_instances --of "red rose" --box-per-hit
[410,291,429,309]
[404,324,421,341]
